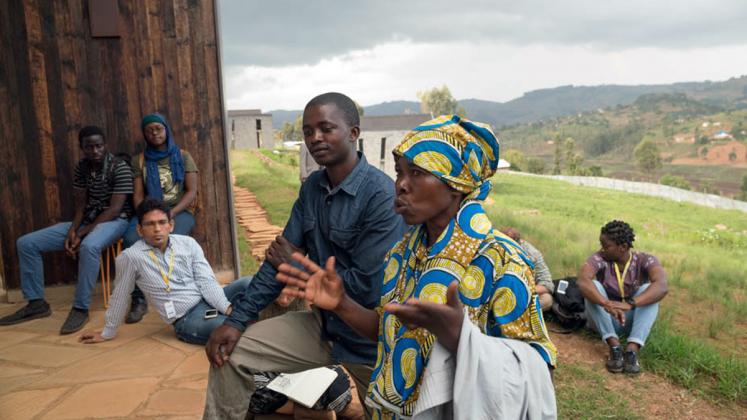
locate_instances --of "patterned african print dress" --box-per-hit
[365,200,557,419]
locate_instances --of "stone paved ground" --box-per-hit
[0,285,209,419]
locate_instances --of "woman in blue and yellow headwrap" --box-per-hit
[277,115,557,419]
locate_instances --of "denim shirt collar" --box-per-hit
[317,152,368,197]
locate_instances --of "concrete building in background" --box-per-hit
[358,114,431,179]
[227,109,276,149]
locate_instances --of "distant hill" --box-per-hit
[266,75,747,129]
[463,76,747,128]
[363,100,421,116]
[499,92,744,156]
[266,109,301,129]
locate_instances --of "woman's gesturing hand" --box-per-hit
[276,253,345,311]
[384,281,465,354]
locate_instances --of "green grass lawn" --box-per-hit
[488,172,747,404]
[230,150,747,412]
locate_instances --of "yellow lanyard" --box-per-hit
[613,252,632,299]
[148,249,175,292]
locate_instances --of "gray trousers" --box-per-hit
[203,310,373,419]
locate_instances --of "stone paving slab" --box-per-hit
[0,372,49,395]
[0,342,102,368]
[0,362,45,378]
[0,330,39,350]
[40,377,160,419]
[139,388,206,417]
[0,386,70,420]
[35,337,187,387]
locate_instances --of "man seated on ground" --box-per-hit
[78,198,248,345]
[578,220,668,374]
[203,92,407,419]
[0,126,133,335]
[502,227,555,311]
[276,115,557,419]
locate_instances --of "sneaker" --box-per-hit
[60,308,89,335]
[623,350,641,374]
[125,299,148,324]
[0,300,51,325]
[605,345,624,373]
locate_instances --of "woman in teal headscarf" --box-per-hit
[277,115,557,419]
[122,113,200,322]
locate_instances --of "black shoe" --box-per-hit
[0,300,51,325]
[60,307,89,335]
[125,299,148,324]
[623,350,641,374]
[605,345,624,373]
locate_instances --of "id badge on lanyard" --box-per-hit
[614,252,632,299]
[149,249,177,318]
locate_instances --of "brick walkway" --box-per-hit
[233,182,284,261]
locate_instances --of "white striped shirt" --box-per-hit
[102,235,231,339]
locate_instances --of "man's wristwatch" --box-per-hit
[625,297,637,308]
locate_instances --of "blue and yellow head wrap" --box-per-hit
[393,115,500,199]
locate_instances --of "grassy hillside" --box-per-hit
[231,150,747,414]
[498,93,747,196]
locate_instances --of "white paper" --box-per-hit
[266,367,338,408]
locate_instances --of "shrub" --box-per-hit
[526,157,546,174]
[659,174,692,190]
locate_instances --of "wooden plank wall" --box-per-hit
[0,0,236,290]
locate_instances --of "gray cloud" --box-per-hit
[218,0,747,67]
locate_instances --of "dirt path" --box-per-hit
[552,330,745,418]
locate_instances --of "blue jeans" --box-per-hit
[172,276,252,345]
[585,280,659,347]
[124,211,195,303]
[17,219,129,310]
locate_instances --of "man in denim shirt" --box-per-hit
[204,93,406,419]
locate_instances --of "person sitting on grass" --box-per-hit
[122,113,200,325]
[277,115,557,419]
[0,126,133,335]
[79,198,247,345]
[577,220,668,374]
[502,227,555,311]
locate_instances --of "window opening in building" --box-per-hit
[380,137,387,170]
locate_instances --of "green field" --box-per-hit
[231,150,747,416]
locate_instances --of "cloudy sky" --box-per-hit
[218,0,747,111]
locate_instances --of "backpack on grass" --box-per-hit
[549,276,587,332]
